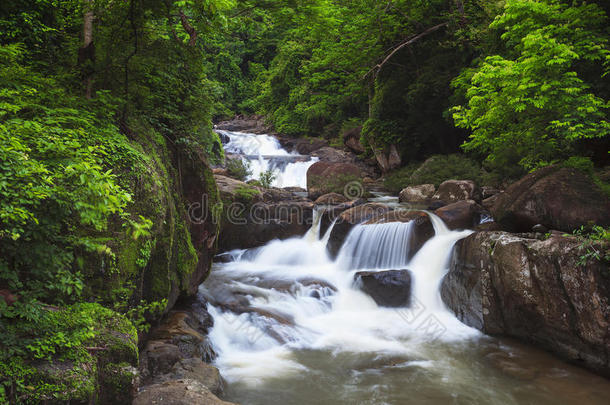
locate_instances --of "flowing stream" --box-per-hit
[203,131,610,404]
[217,129,318,189]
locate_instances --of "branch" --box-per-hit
[364,22,449,79]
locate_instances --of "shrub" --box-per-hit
[384,154,483,193]
[259,169,277,188]
[226,158,252,181]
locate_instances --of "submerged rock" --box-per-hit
[489,166,610,232]
[442,231,610,375]
[355,270,412,307]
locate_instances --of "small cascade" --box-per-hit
[336,221,415,270]
[217,129,318,189]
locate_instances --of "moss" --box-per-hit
[234,185,260,203]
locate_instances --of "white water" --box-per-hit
[201,209,478,385]
[217,129,318,189]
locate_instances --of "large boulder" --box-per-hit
[442,231,610,375]
[434,200,484,230]
[490,166,610,232]
[433,180,481,203]
[307,162,363,200]
[343,126,365,154]
[327,203,391,257]
[399,184,436,204]
[215,174,314,251]
[355,270,412,307]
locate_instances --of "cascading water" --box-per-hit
[217,129,318,189]
[201,208,610,404]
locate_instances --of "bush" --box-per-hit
[226,158,252,181]
[259,169,277,188]
[384,154,483,193]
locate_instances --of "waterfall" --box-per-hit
[336,221,415,270]
[201,210,480,388]
[217,129,318,189]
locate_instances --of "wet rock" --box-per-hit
[215,115,269,134]
[399,184,436,204]
[133,379,236,405]
[141,341,184,379]
[427,200,446,210]
[154,358,224,395]
[315,192,350,205]
[433,180,481,203]
[489,166,610,232]
[481,186,500,199]
[327,203,392,257]
[355,270,412,307]
[441,231,610,375]
[434,200,484,230]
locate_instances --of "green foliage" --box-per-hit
[259,169,277,189]
[384,154,483,193]
[569,225,610,269]
[234,185,260,203]
[452,0,610,177]
[226,158,252,181]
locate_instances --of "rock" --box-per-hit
[307,162,362,199]
[399,184,436,203]
[434,200,484,230]
[327,203,392,257]
[433,180,481,203]
[216,174,314,251]
[155,358,224,396]
[315,192,350,205]
[343,126,365,154]
[294,138,329,154]
[365,210,435,259]
[532,224,548,233]
[441,231,610,375]
[489,166,610,232]
[427,200,446,210]
[388,144,401,170]
[481,186,500,199]
[133,379,236,405]
[311,146,353,163]
[212,168,229,176]
[215,175,263,204]
[142,341,184,378]
[355,270,412,307]
[215,115,268,134]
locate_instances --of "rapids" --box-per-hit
[200,209,610,404]
[217,129,318,189]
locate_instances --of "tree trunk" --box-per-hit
[80,0,95,99]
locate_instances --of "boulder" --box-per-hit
[154,358,224,396]
[307,162,362,199]
[215,115,268,134]
[315,192,350,205]
[327,203,391,257]
[489,166,610,232]
[216,174,314,251]
[133,379,236,405]
[343,126,365,154]
[277,136,328,154]
[434,200,484,230]
[311,147,354,163]
[399,184,436,204]
[355,270,412,307]
[442,231,610,375]
[432,180,481,203]
[365,210,435,259]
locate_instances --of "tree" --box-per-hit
[452,0,610,176]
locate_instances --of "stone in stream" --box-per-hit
[354,270,412,307]
[399,184,436,204]
[434,200,485,230]
[432,180,481,203]
[441,231,610,376]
